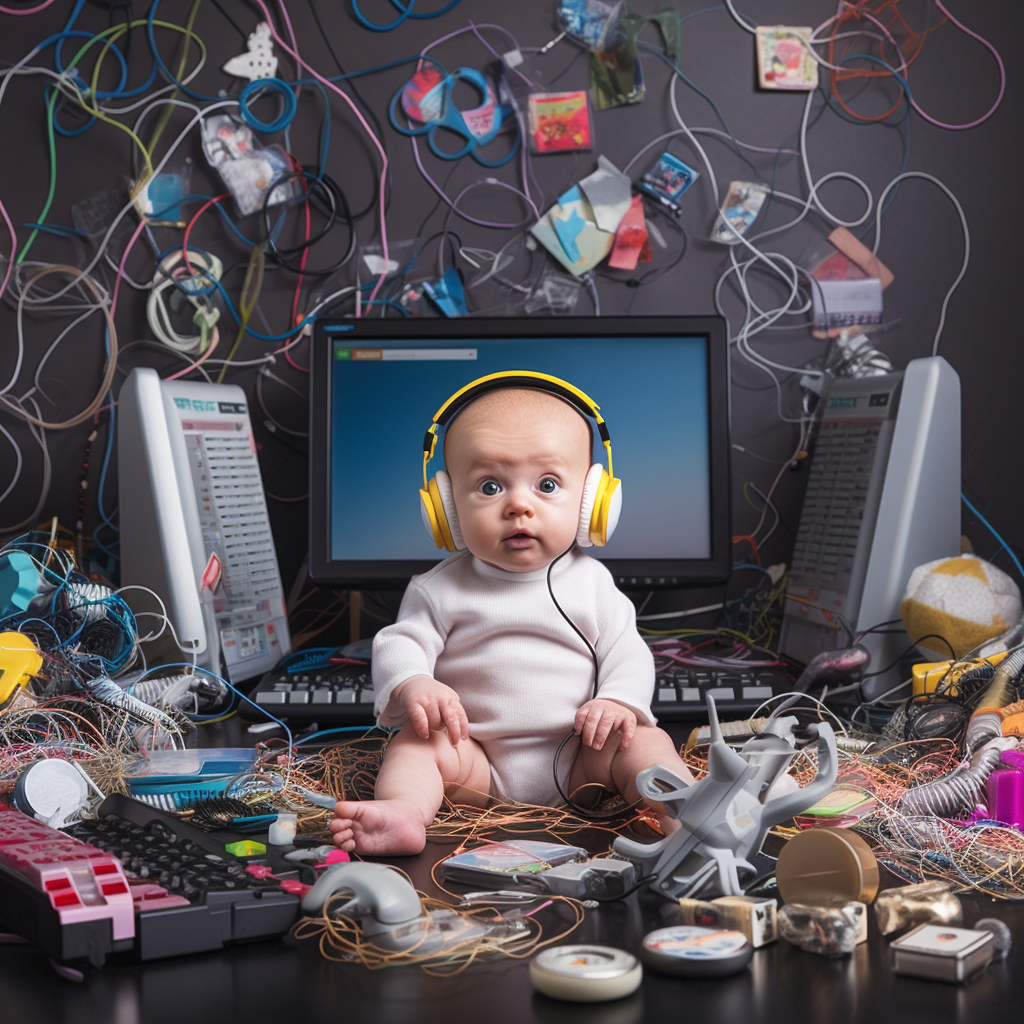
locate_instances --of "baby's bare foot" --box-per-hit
[329,798,427,856]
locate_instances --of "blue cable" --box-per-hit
[148,197,257,247]
[365,299,410,316]
[146,0,222,102]
[239,78,298,134]
[732,563,771,577]
[350,0,463,32]
[351,0,415,33]
[294,725,388,745]
[92,394,120,561]
[392,0,464,20]
[52,10,159,103]
[21,222,91,239]
[962,493,1024,583]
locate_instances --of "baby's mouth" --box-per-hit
[503,531,536,548]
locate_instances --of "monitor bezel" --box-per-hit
[308,316,731,590]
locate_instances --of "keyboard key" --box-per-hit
[657,687,678,702]
[706,687,736,701]
[742,686,774,700]
[311,690,334,704]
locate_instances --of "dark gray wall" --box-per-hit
[0,1,1019,627]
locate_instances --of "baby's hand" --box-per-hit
[574,698,637,751]
[391,675,469,746]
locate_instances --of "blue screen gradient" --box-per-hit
[329,335,711,562]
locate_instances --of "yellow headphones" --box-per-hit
[419,371,622,552]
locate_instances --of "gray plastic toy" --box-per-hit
[301,860,499,953]
[613,695,838,900]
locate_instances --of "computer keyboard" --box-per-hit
[0,794,300,966]
[240,652,796,727]
[240,659,376,725]
[651,664,797,721]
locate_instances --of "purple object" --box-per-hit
[1000,749,1024,770]
[987,764,1024,829]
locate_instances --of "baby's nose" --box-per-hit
[504,487,534,515]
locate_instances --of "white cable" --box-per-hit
[637,602,725,622]
[723,0,757,34]
[798,89,874,228]
[0,417,23,506]
[0,398,52,535]
[871,171,970,357]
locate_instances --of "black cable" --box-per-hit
[862,633,956,678]
[260,168,356,277]
[546,544,637,821]
[208,0,249,41]
[585,872,658,903]
[305,0,390,223]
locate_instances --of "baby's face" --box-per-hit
[445,393,591,573]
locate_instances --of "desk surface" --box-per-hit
[1,825,1020,1024]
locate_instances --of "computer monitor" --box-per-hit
[308,316,731,590]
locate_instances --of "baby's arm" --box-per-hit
[387,674,469,746]
[574,698,637,751]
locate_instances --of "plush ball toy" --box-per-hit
[900,553,1022,661]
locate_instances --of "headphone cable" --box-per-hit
[547,544,641,821]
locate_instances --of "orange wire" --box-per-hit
[826,1,948,122]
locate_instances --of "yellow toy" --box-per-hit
[0,631,43,707]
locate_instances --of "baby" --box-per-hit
[329,380,694,855]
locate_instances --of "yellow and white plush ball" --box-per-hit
[900,554,1022,660]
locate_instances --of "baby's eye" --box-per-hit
[538,478,559,494]
[479,480,501,496]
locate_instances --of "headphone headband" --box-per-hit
[423,371,610,467]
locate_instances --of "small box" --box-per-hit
[678,895,777,947]
[890,924,994,983]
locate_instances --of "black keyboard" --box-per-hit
[651,664,797,721]
[240,660,376,724]
[241,650,796,727]
[0,795,299,966]
[62,794,299,960]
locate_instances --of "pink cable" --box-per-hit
[0,0,56,12]
[109,218,149,317]
[912,1,1005,130]
[250,0,390,307]
[164,327,219,381]
[0,196,16,303]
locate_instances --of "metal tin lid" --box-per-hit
[641,926,753,976]
[529,945,642,1002]
[776,826,880,905]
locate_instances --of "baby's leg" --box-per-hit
[330,726,492,856]
[569,724,695,831]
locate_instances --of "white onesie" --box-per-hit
[372,548,656,805]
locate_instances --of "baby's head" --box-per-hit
[444,388,592,572]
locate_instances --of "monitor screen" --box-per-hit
[308,316,731,589]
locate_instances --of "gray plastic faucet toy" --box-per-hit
[613,694,838,900]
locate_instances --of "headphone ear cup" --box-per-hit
[577,464,605,548]
[433,471,464,551]
[597,476,622,546]
[420,471,465,552]
[577,464,623,547]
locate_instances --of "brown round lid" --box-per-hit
[776,827,880,905]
